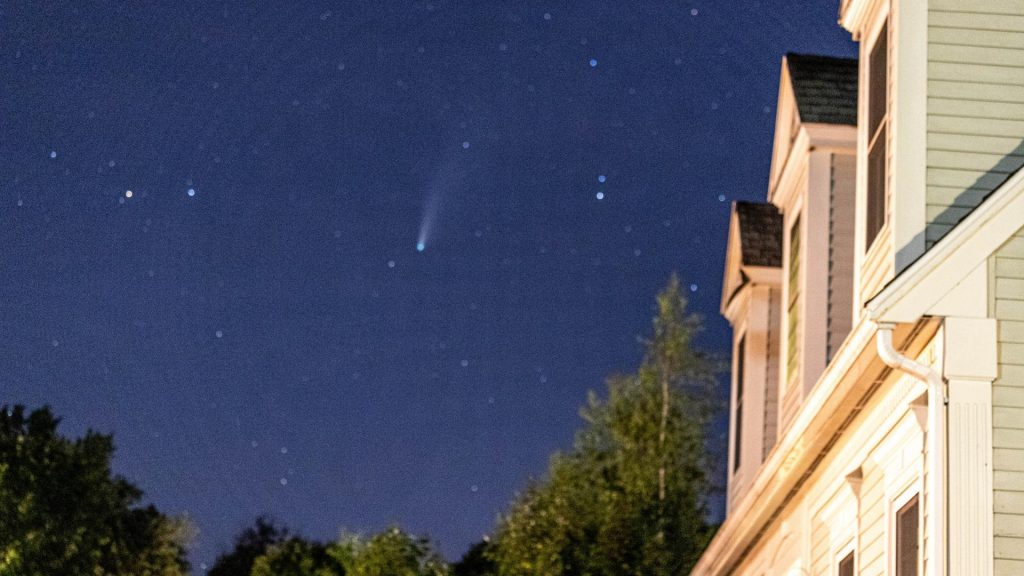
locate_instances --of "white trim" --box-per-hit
[866,163,1024,323]
[889,485,923,576]
[890,0,928,272]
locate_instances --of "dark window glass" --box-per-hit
[732,336,746,472]
[838,551,854,576]
[896,495,920,576]
[866,21,889,250]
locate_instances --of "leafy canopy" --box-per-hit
[489,275,719,575]
[0,405,191,576]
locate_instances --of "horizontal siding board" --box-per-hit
[1002,342,1024,362]
[927,185,993,207]
[930,61,1024,86]
[995,385,1024,408]
[996,557,1024,574]
[929,79,1024,103]
[995,512,1024,538]
[930,26,1024,49]
[930,96,1024,121]
[929,132,1024,155]
[1002,363,1024,381]
[929,114,1024,137]
[995,447,1024,470]
[927,149,1024,172]
[997,490,1024,514]
[931,11,1024,32]
[930,43,1024,67]
[995,536,1024,559]
[996,427,1024,449]
[996,257,1024,277]
[926,205,975,225]
[995,470,1024,492]
[927,167,1014,188]
[997,278,1024,298]
[932,0,1024,14]
[997,299,1024,321]
[1001,236,1024,257]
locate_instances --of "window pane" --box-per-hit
[838,552,854,576]
[896,495,920,576]
[866,131,886,248]
[868,22,888,138]
[733,337,746,472]
[786,216,801,384]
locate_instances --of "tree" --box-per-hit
[0,405,191,576]
[335,527,447,576]
[251,537,345,576]
[490,276,719,575]
[451,540,498,576]
[208,517,290,576]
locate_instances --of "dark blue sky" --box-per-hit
[0,1,855,570]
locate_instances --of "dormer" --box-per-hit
[721,201,783,512]
[768,54,858,433]
[841,0,1024,312]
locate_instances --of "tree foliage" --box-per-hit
[209,517,291,576]
[217,521,448,576]
[451,540,498,576]
[489,276,719,575]
[0,405,191,576]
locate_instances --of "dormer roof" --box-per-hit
[785,53,858,126]
[736,201,783,267]
[722,202,783,317]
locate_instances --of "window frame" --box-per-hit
[732,333,747,473]
[785,213,802,389]
[890,489,921,576]
[864,15,890,252]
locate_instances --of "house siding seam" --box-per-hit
[992,227,1024,575]
[926,0,1024,249]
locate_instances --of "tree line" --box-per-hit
[0,276,721,576]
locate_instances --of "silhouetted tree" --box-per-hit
[490,276,719,575]
[0,405,191,576]
[452,540,498,576]
[209,516,290,576]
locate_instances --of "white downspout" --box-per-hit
[875,323,945,576]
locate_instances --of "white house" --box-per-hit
[691,1,1024,574]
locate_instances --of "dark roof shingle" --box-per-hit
[786,53,858,126]
[735,201,782,268]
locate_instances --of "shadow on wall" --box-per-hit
[897,137,1024,268]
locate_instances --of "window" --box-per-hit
[895,494,920,576]
[865,20,889,249]
[733,336,746,472]
[786,216,801,386]
[837,551,854,576]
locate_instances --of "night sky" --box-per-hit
[1,2,855,570]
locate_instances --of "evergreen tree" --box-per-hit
[0,405,191,576]
[490,276,719,575]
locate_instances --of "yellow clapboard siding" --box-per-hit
[931,10,1024,31]
[932,0,1024,14]
[995,512,1024,538]
[996,427,1024,449]
[929,114,1024,137]
[995,386,1024,409]
[930,96,1024,121]
[929,79,1024,103]
[928,149,1024,172]
[929,131,1024,155]
[927,166,1013,188]
[995,536,1024,559]
[931,26,1024,49]
[926,186,992,207]
[996,257,1024,277]
[930,43,1024,67]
